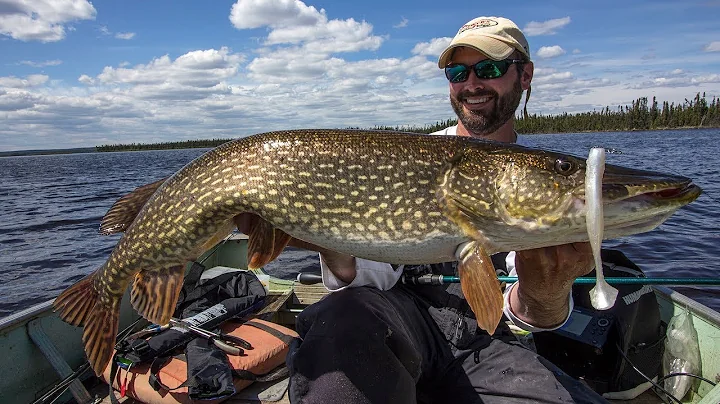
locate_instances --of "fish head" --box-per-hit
[442,142,701,250]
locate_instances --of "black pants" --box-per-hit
[286,285,608,404]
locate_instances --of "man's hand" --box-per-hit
[234,213,358,284]
[510,243,594,328]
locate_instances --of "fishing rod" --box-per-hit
[401,275,720,286]
[295,273,720,286]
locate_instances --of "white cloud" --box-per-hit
[0,74,49,88]
[1,2,718,152]
[267,18,382,52]
[229,0,324,29]
[524,17,571,36]
[572,49,581,54]
[90,47,244,91]
[19,59,63,67]
[0,0,96,42]
[628,73,720,88]
[115,32,135,40]
[77,74,94,85]
[229,0,383,55]
[393,17,408,29]
[412,37,451,58]
[536,45,566,59]
[533,70,574,83]
[704,41,720,52]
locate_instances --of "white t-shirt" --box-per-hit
[319,126,572,332]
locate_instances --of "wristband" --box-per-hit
[503,282,574,332]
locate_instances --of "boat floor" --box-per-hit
[90,380,292,404]
[89,382,664,404]
[87,283,666,404]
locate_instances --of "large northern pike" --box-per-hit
[54,129,701,375]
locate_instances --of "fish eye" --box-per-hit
[554,158,576,176]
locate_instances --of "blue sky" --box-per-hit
[1,0,719,151]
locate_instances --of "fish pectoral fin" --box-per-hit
[54,273,98,327]
[436,165,489,240]
[438,191,487,241]
[82,303,119,376]
[457,242,504,334]
[131,265,184,326]
[100,177,168,235]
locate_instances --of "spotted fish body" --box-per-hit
[54,129,701,375]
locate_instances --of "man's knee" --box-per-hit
[296,287,389,337]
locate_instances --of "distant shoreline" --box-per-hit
[1,125,717,158]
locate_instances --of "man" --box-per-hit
[241,16,607,403]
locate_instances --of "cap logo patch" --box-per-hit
[458,19,498,34]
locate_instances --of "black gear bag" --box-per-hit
[534,249,666,396]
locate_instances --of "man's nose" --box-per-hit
[463,72,486,91]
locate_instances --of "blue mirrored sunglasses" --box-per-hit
[445,59,525,83]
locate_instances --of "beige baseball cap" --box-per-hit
[438,16,531,68]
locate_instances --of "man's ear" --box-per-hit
[521,61,534,91]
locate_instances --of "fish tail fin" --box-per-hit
[54,273,99,327]
[82,304,119,376]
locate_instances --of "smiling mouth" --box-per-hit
[465,96,492,105]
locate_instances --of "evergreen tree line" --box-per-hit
[516,92,720,134]
[96,138,230,152]
[96,93,720,152]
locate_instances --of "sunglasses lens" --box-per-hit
[445,65,469,83]
[474,60,509,79]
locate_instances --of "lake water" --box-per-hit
[1,129,718,317]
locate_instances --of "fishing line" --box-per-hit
[655,372,717,388]
[613,343,683,404]
[30,362,92,404]
[198,232,236,265]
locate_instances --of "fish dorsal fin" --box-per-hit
[131,265,184,325]
[100,177,168,235]
[456,242,504,334]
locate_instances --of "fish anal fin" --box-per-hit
[236,214,277,270]
[457,242,504,334]
[130,265,184,325]
[54,273,98,327]
[269,229,292,262]
[100,177,168,235]
[82,303,119,376]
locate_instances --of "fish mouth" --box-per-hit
[591,165,702,235]
[601,171,702,206]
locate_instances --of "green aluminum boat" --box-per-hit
[1,233,718,403]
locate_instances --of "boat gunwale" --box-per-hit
[0,299,55,333]
[653,285,720,325]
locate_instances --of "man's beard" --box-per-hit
[450,77,523,137]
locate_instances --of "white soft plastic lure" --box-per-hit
[586,147,618,310]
